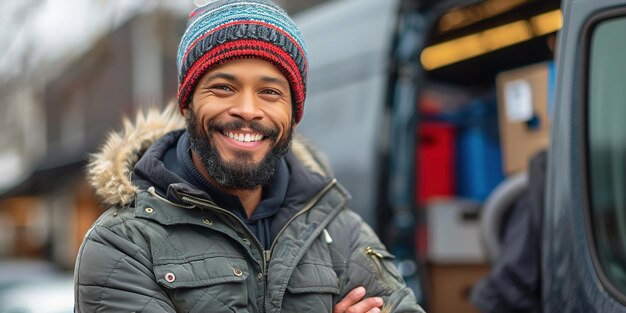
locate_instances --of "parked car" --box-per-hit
[0,276,74,313]
[0,261,73,313]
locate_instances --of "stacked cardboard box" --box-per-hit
[496,62,553,175]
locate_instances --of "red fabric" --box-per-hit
[178,39,305,122]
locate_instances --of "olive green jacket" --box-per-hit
[74,105,425,313]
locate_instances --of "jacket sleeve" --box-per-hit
[330,210,426,313]
[74,223,175,312]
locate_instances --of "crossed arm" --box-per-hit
[334,286,385,313]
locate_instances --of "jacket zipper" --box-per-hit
[361,246,414,313]
[365,246,398,289]
[178,195,269,312]
[268,179,337,252]
[262,178,337,312]
[364,247,409,313]
[178,178,337,313]
[365,246,385,274]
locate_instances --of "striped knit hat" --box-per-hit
[177,0,308,123]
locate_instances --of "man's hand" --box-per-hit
[334,286,384,313]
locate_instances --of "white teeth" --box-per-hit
[226,132,264,143]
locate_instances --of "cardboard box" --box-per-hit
[428,263,491,313]
[496,62,552,175]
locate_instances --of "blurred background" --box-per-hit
[0,0,560,312]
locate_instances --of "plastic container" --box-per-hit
[416,122,456,205]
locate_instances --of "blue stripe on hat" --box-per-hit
[177,1,306,69]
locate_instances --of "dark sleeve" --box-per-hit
[470,150,547,313]
[470,194,541,313]
[74,225,175,312]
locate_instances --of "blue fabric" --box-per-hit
[179,0,307,64]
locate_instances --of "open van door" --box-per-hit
[544,0,626,310]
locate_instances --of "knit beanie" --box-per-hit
[177,0,308,123]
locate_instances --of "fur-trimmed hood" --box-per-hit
[87,102,333,207]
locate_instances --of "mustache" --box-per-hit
[207,119,280,140]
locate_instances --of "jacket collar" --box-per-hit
[128,128,345,228]
[87,102,339,207]
[132,176,350,236]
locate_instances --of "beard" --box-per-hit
[186,110,292,191]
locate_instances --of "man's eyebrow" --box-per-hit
[202,72,288,88]
[261,76,289,88]
[203,72,237,82]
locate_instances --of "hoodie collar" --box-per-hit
[87,103,341,207]
[175,131,290,221]
[131,130,330,220]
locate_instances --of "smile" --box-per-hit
[224,131,265,143]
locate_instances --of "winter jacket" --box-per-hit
[74,105,425,313]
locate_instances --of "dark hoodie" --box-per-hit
[131,129,331,249]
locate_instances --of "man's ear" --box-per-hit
[291,115,298,131]
[182,103,193,120]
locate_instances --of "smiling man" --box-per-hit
[186,59,295,215]
[73,1,425,312]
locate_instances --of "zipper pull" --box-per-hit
[322,229,333,244]
[365,246,384,259]
[263,250,271,274]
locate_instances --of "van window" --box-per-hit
[588,16,626,295]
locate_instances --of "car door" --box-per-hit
[544,0,626,311]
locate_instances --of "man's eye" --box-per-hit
[211,85,233,92]
[260,89,280,95]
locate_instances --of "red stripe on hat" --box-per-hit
[180,40,304,101]
[179,39,305,122]
[179,40,305,107]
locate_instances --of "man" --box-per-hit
[74,1,425,312]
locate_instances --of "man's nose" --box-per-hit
[228,92,264,121]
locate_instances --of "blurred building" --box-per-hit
[0,6,187,269]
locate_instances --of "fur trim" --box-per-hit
[291,133,334,178]
[87,102,185,206]
[87,103,333,206]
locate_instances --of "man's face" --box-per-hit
[186,58,294,190]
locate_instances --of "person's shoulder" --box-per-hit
[88,189,172,236]
[327,207,364,232]
[87,203,148,236]
[80,199,172,265]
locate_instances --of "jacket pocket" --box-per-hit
[287,262,340,294]
[154,256,251,313]
[283,262,339,313]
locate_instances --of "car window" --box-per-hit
[588,15,626,296]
